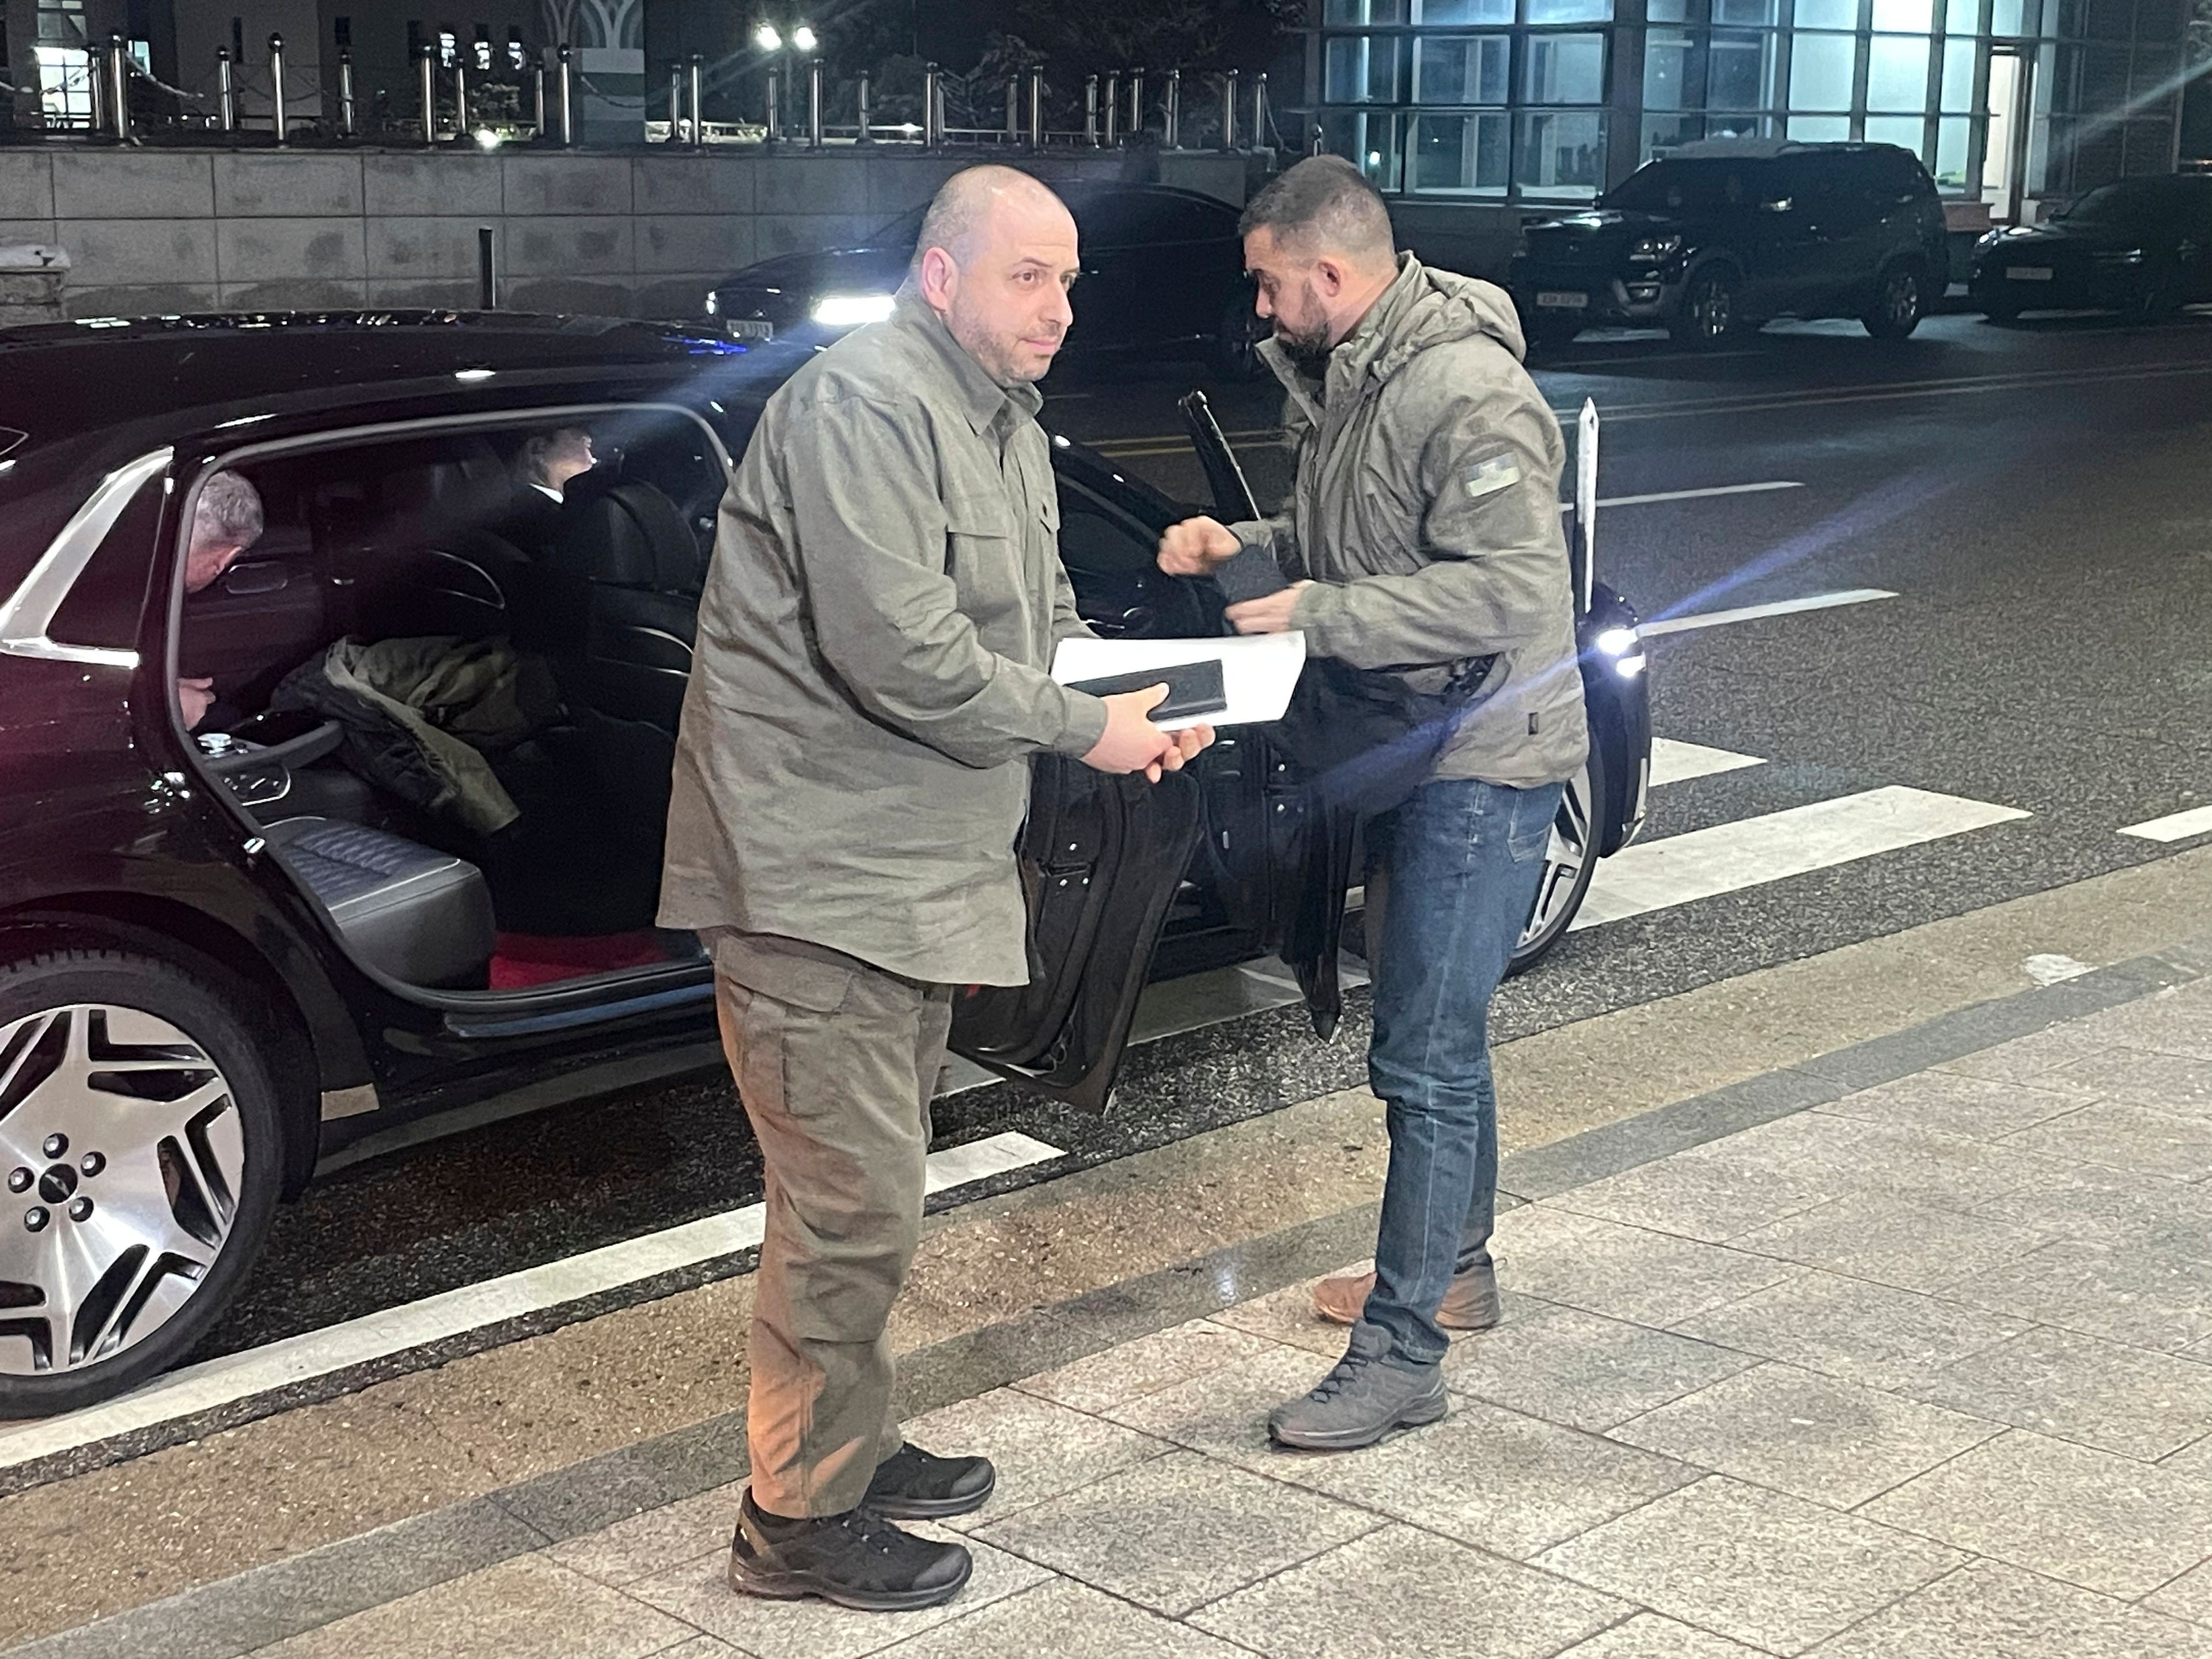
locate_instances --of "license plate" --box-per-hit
[725,318,775,342]
[1536,290,1589,310]
[2005,266,2054,282]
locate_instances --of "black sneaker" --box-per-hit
[862,1442,997,1520]
[728,1489,972,1611]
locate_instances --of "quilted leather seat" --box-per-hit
[263,817,495,990]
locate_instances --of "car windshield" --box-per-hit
[1604,160,1774,213]
[872,203,929,249]
[2054,183,2153,225]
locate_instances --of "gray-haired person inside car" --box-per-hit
[177,471,264,732]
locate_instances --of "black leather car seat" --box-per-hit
[539,475,707,881]
[263,817,496,990]
[359,442,531,642]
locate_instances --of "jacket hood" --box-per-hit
[1262,254,1527,416]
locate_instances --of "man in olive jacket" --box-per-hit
[662,166,1209,1611]
[1161,156,1588,1450]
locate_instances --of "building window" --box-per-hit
[1416,35,1512,101]
[1412,110,1513,190]
[35,0,92,128]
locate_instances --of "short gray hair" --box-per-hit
[191,470,263,553]
[1238,156,1396,264]
[517,426,592,487]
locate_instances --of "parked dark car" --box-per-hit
[704,182,1267,375]
[1510,139,1949,348]
[1971,175,2212,321]
[0,312,1649,1415]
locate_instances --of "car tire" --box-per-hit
[0,943,287,1418]
[1863,261,1927,340]
[1668,267,1739,348]
[1510,740,1606,977]
[1980,297,2020,324]
[1524,317,1584,355]
[1211,296,1268,381]
[2137,267,2185,320]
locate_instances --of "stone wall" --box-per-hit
[0,147,1155,321]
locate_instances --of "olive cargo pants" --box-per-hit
[711,931,954,1519]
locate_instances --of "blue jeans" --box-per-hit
[1361,776,1563,1368]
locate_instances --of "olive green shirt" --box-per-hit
[658,296,1109,986]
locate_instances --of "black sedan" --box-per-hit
[704,183,1267,375]
[1972,175,2212,321]
[0,311,1648,1415]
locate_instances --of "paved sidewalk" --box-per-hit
[23,960,2212,1658]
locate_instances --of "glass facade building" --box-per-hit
[1309,0,2190,213]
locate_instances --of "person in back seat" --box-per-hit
[500,427,596,560]
[177,471,265,732]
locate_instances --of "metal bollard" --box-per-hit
[221,47,239,134]
[267,33,287,143]
[923,63,942,147]
[808,57,824,147]
[478,226,497,309]
[1103,73,1119,145]
[1254,73,1270,150]
[107,33,131,141]
[454,55,469,139]
[1221,70,1239,151]
[556,45,574,145]
[1164,69,1180,149]
[1005,77,1018,143]
[855,71,872,143]
[1027,68,1044,148]
[1128,71,1145,139]
[340,49,358,138]
[692,54,708,149]
[416,46,434,143]
[666,62,683,142]
[531,65,545,137]
[1084,75,1099,146]
[764,69,780,143]
[86,40,105,136]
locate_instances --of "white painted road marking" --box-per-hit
[2119,804,2212,844]
[1562,480,1807,512]
[1574,785,2029,931]
[1642,588,1899,637]
[1649,738,1768,787]
[0,1131,1066,1474]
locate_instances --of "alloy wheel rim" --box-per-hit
[1698,282,1731,339]
[0,1005,244,1378]
[1520,763,1594,952]
[1887,272,1918,326]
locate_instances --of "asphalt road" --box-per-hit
[187,306,2212,1378]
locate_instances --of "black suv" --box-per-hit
[0,312,1650,1416]
[1510,139,1949,349]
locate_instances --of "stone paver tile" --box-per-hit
[1714,1114,2060,1211]
[1189,1522,1630,1659]
[1103,1342,1346,1465]
[245,1554,695,1659]
[1963,1157,2194,1246]
[1013,1317,1278,1415]
[2163,1430,2212,1479]
[1859,1430,2212,1597]
[1442,1297,1762,1432]
[972,1450,1381,1618]
[650,1641,747,1658]
[1493,1205,1801,1328]
[2067,988,2212,1063]
[2148,1559,2212,1629]
[1999,1101,2212,1180]
[1816,1071,2092,1142]
[629,1526,1049,1659]
[1208,1277,1379,1359]
[1728,1191,2054,1291]
[1557,1614,1774,1657]
[898,1387,1171,1532]
[1262,1397,1700,1559]
[1934,1023,2112,1088]
[1611,1362,2001,1509]
[1809,1558,2212,1658]
[1944,1238,2212,1354]
[1670,1270,2026,1393]
[1533,1476,1963,1656]
[1544,1145,1841,1243]
[1905,1325,2212,1461]
[545,1482,747,1586]
[2040,1046,2212,1117]
[870,1578,1251,1659]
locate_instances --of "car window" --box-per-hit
[1604,158,1777,211]
[1073,191,1164,248]
[1134,195,1241,244]
[2056,181,2156,225]
[872,203,929,250]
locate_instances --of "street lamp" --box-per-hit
[754,20,813,142]
[792,25,817,52]
[754,23,781,51]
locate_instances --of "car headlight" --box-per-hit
[810,291,897,328]
[1628,235,1683,263]
[1596,626,1638,656]
[703,289,719,317]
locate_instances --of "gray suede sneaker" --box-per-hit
[1267,1321,1449,1452]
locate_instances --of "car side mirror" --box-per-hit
[1758,196,1794,213]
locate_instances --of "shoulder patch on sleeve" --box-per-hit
[1465,453,1522,500]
